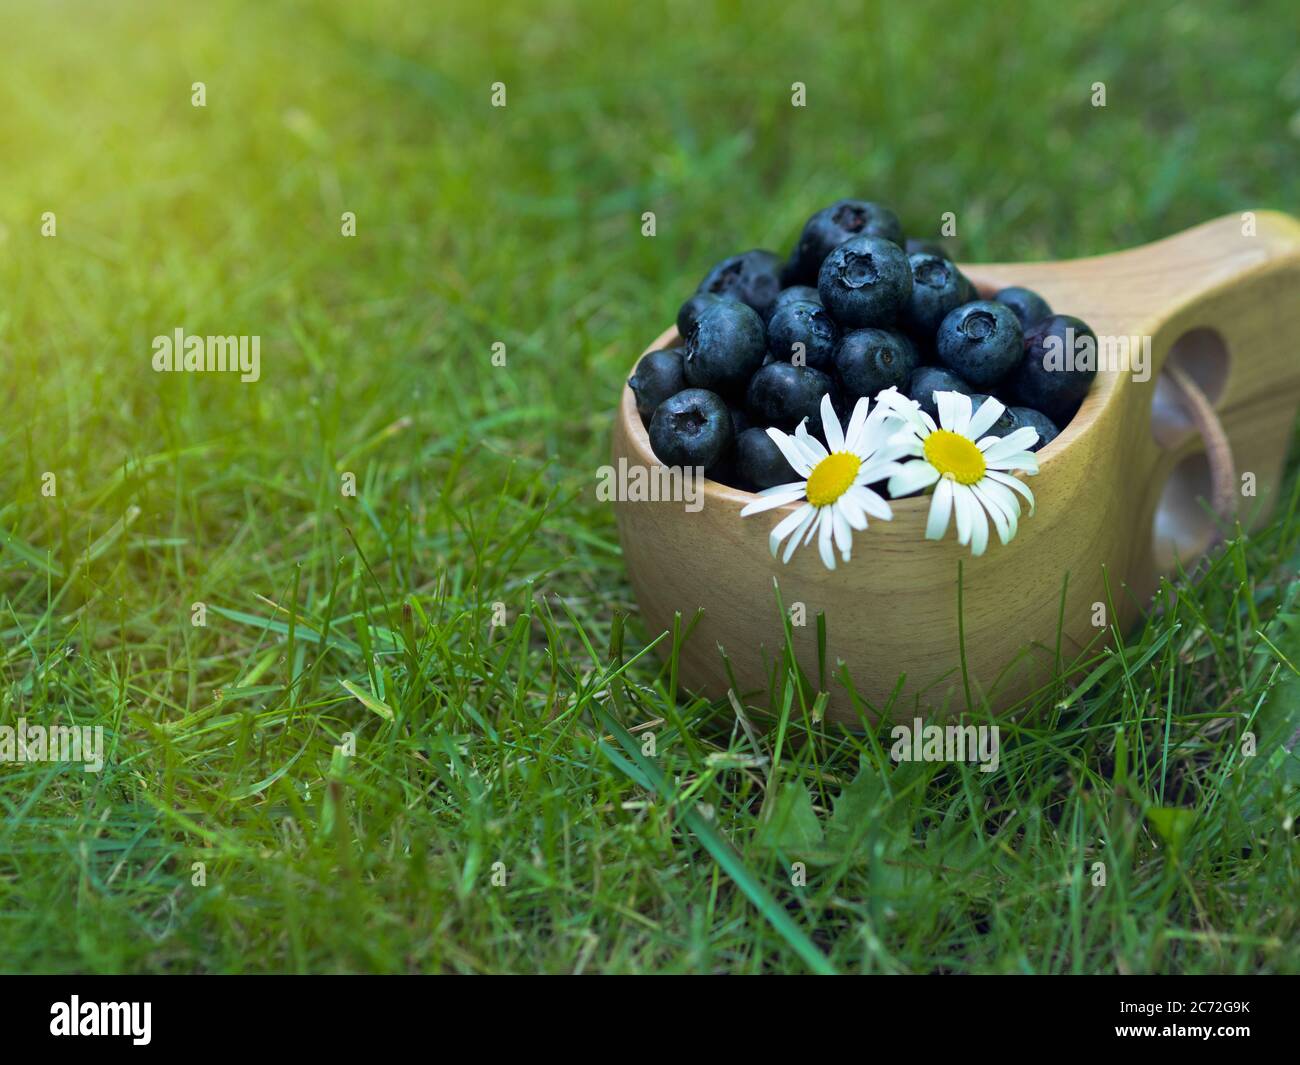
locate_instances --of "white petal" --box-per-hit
[818,509,836,570]
[862,430,911,464]
[875,386,914,415]
[977,474,1021,525]
[872,386,908,415]
[936,391,972,433]
[878,412,913,437]
[885,434,925,457]
[820,393,844,453]
[978,474,1020,517]
[769,504,813,558]
[766,428,814,477]
[857,458,905,484]
[954,484,975,545]
[982,427,1039,461]
[795,507,816,548]
[953,392,975,434]
[779,506,818,563]
[848,484,892,522]
[865,396,901,431]
[984,470,1035,515]
[837,489,869,529]
[973,483,1012,545]
[876,388,933,435]
[803,508,824,546]
[847,423,889,460]
[887,460,940,497]
[758,479,809,496]
[925,478,954,541]
[793,420,829,463]
[843,397,871,452]
[965,396,1006,440]
[986,451,1040,474]
[832,506,853,561]
[968,498,989,556]
[740,488,806,516]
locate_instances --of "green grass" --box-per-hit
[1,0,1298,973]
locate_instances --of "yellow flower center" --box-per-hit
[924,429,986,485]
[805,452,860,507]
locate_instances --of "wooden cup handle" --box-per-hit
[1131,212,1300,568]
[968,210,1300,577]
[1160,362,1237,533]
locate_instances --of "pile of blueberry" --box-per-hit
[629,198,1097,492]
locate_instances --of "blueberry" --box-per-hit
[677,293,724,340]
[629,348,686,422]
[766,299,838,371]
[648,389,733,471]
[905,238,948,258]
[737,427,796,490]
[908,366,972,420]
[969,394,1020,438]
[1008,314,1097,425]
[708,453,744,489]
[817,236,912,329]
[698,250,783,321]
[728,404,751,439]
[683,298,767,394]
[770,285,822,317]
[747,362,835,430]
[835,327,919,400]
[935,300,1024,389]
[787,200,905,284]
[995,286,1052,329]
[1010,406,1060,451]
[905,253,965,337]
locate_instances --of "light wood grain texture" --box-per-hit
[611,212,1300,724]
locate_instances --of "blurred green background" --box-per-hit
[0,0,1297,973]
[3,0,1298,497]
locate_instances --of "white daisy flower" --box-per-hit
[739,393,906,570]
[877,388,1040,557]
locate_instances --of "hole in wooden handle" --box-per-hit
[1151,361,1237,571]
[1153,452,1217,571]
[1150,326,1230,449]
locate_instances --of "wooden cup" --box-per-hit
[611,212,1300,724]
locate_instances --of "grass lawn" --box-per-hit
[1,0,1298,974]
